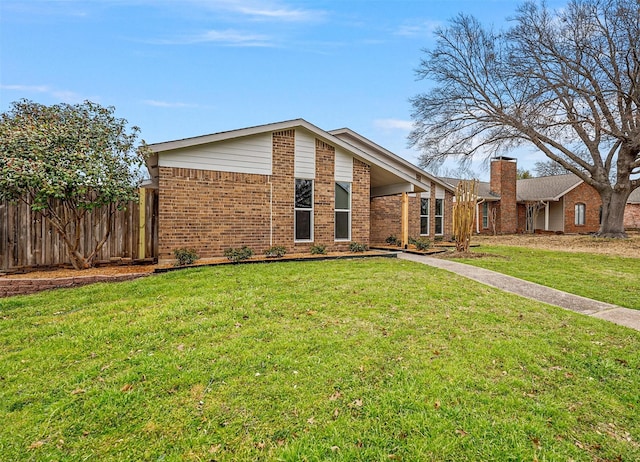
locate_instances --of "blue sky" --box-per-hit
[0,0,564,179]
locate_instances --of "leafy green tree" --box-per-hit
[410,0,640,238]
[0,99,149,269]
[517,168,532,179]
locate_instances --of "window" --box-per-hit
[482,202,489,229]
[575,203,585,226]
[435,198,444,235]
[420,198,430,235]
[335,182,351,240]
[295,179,313,241]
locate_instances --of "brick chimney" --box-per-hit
[490,156,517,233]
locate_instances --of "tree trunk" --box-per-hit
[68,250,91,270]
[595,188,631,238]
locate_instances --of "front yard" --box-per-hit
[452,234,640,309]
[1,258,639,461]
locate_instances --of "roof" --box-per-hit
[516,174,583,202]
[328,128,454,193]
[629,188,640,204]
[439,178,500,201]
[146,118,453,196]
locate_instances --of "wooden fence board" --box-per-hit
[0,188,158,271]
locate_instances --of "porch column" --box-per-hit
[401,192,409,248]
[544,202,550,231]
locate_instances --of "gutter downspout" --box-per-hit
[476,198,485,234]
[269,179,273,246]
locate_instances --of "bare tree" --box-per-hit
[534,160,570,177]
[410,0,640,238]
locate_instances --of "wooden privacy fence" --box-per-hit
[0,188,158,271]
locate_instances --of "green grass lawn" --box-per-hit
[451,246,640,310]
[1,258,639,461]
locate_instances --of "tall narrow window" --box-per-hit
[482,202,489,229]
[420,198,430,235]
[435,198,444,235]
[335,182,351,240]
[575,203,586,225]
[295,179,313,241]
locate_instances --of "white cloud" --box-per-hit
[236,5,325,22]
[152,29,274,47]
[186,0,326,23]
[0,84,84,103]
[142,100,198,108]
[374,118,414,132]
[395,20,442,37]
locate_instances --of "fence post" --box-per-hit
[138,187,146,259]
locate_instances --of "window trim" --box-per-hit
[482,202,489,229]
[575,202,586,226]
[435,198,444,235]
[334,181,351,241]
[420,197,430,236]
[294,178,314,242]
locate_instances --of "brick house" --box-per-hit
[626,189,640,230]
[146,119,454,264]
[444,157,605,234]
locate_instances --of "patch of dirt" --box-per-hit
[1,264,157,279]
[0,250,392,279]
[471,231,640,258]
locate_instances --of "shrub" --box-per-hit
[173,248,199,266]
[310,244,327,255]
[385,235,401,246]
[224,246,254,262]
[265,246,287,258]
[349,242,368,252]
[409,237,431,251]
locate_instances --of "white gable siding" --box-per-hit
[158,133,272,175]
[334,148,353,182]
[435,186,445,199]
[294,129,316,179]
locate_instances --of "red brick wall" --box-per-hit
[352,159,371,245]
[563,182,602,233]
[625,204,640,229]
[157,131,371,262]
[158,168,271,262]
[370,195,402,244]
[369,182,453,244]
[490,159,517,233]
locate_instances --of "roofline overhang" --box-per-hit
[328,127,454,193]
[146,118,432,193]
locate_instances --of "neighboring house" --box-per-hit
[626,189,640,230]
[146,119,454,264]
[443,157,604,234]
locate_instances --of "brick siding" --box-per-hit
[624,203,640,229]
[563,182,602,233]
[369,183,453,244]
[490,159,517,233]
[157,131,371,263]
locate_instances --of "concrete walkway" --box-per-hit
[398,252,640,332]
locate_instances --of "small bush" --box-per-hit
[349,242,368,253]
[385,235,401,246]
[224,246,254,262]
[265,246,287,258]
[310,244,327,255]
[409,237,431,251]
[173,248,199,266]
